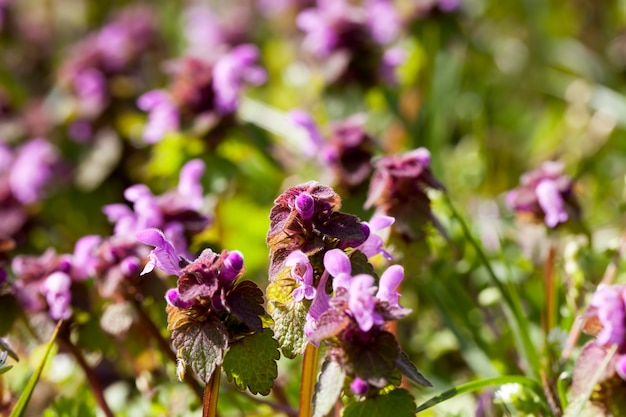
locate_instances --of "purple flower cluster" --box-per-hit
[289,112,377,189]
[58,6,157,136]
[365,147,444,240]
[10,235,100,320]
[138,45,266,144]
[93,159,211,298]
[506,161,579,228]
[0,138,61,238]
[583,284,626,380]
[266,181,420,395]
[296,0,405,85]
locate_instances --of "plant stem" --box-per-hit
[57,331,114,417]
[443,193,541,380]
[203,368,221,417]
[298,343,320,417]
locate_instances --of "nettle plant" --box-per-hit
[138,180,431,417]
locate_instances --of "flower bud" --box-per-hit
[295,192,315,219]
[220,250,244,281]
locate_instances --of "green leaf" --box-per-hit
[171,317,229,384]
[10,321,62,417]
[223,329,280,395]
[349,251,377,277]
[344,330,399,387]
[313,359,346,417]
[343,388,415,417]
[271,301,308,359]
[395,352,432,387]
[226,280,266,332]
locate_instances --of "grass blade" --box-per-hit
[9,320,63,417]
[415,375,544,413]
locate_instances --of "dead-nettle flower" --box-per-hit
[266,181,430,395]
[0,139,62,238]
[58,6,157,133]
[296,0,405,86]
[365,147,445,240]
[10,236,101,321]
[93,159,210,299]
[581,284,626,379]
[288,111,377,188]
[506,161,580,228]
[137,44,266,144]
[137,228,268,383]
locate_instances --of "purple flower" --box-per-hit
[348,274,383,332]
[177,159,205,211]
[506,161,578,228]
[286,251,316,301]
[137,90,180,144]
[294,192,315,220]
[72,235,102,280]
[365,0,401,44]
[376,265,404,306]
[617,355,626,380]
[589,285,626,349]
[297,1,353,58]
[74,69,108,118]
[165,287,193,309]
[288,110,325,157]
[380,47,406,85]
[536,179,568,227]
[136,228,183,276]
[220,250,245,281]
[324,249,352,291]
[356,215,395,259]
[9,138,58,204]
[350,377,369,395]
[41,271,72,320]
[213,44,267,114]
[304,271,331,339]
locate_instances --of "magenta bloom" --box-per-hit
[348,274,383,332]
[356,215,395,260]
[9,138,59,205]
[213,44,267,114]
[137,90,180,144]
[136,229,184,277]
[506,161,578,228]
[41,272,73,320]
[588,285,626,350]
[286,250,316,301]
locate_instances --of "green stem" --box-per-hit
[298,343,320,417]
[443,193,541,380]
[203,368,221,417]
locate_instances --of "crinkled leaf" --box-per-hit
[271,301,308,358]
[317,212,365,244]
[395,351,432,387]
[349,251,376,277]
[223,329,280,395]
[343,388,415,417]
[308,309,351,344]
[166,304,197,332]
[266,268,297,306]
[171,317,229,383]
[313,359,346,417]
[344,330,399,387]
[226,280,266,332]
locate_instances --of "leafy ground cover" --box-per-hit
[1,1,626,416]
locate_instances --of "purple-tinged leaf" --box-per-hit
[308,309,351,344]
[171,317,229,384]
[226,280,266,332]
[344,330,399,388]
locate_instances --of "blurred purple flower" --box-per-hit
[74,69,108,118]
[589,285,626,349]
[9,138,59,204]
[41,271,72,320]
[288,110,325,157]
[350,377,369,395]
[72,235,102,280]
[506,161,578,228]
[366,0,401,44]
[137,90,180,144]
[213,44,267,114]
